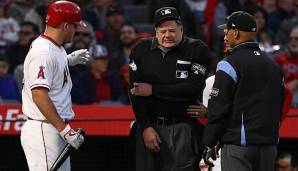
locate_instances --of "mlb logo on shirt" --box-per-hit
[176,70,188,79]
[161,9,171,15]
[254,51,260,55]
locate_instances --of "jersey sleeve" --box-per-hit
[203,76,215,107]
[128,46,151,131]
[203,60,237,147]
[27,52,55,90]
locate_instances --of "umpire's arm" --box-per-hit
[152,41,212,99]
[128,46,151,131]
[203,60,237,147]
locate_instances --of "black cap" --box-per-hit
[106,3,124,17]
[154,7,181,27]
[218,11,257,32]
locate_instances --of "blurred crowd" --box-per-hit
[0,0,297,169]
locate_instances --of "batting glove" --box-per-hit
[59,124,84,150]
[67,49,90,66]
[202,146,216,167]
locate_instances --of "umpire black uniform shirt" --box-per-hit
[203,41,285,147]
[129,36,211,131]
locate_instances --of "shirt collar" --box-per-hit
[230,40,259,53]
[40,34,61,47]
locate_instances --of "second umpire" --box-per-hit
[129,7,212,171]
[202,11,285,171]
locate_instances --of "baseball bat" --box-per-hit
[49,129,85,171]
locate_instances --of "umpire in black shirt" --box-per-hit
[129,7,211,171]
[202,11,285,171]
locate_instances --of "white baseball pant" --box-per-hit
[20,120,70,171]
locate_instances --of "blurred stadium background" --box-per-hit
[0,0,298,170]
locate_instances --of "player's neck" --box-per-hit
[43,26,64,46]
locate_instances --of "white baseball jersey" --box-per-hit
[202,75,215,107]
[22,35,74,120]
[200,75,221,171]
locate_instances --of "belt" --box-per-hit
[155,116,188,126]
[28,117,70,124]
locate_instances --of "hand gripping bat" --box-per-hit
[50,129,85,171]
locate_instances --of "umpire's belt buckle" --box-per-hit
[157,116,168,125]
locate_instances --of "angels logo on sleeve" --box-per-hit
[129,60,137,71]
[191,63,206,75]
[37,66,45,79]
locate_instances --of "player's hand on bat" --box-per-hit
[67,49,90,66]
[187,103,208,118]
[143,127,161,152]
[59,124,85,150]
[131,83,152,96]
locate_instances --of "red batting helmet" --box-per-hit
[46,1,86,27]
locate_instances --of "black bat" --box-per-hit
[50,129,85,171]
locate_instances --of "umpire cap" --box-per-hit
[154,7,181,27]
[218,11,257,32]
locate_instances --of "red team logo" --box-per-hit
[37,66,45,79]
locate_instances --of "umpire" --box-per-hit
[129,7,212,171]
[202,11,285,171]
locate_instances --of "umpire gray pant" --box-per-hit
[136,122,204,171]
[221,144,277,171]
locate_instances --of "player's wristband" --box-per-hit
[59,124,71,139]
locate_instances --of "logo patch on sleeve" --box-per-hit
[37,66,45,79]
[191,63,206,75]
[129,60,137,71]
[210,88,219,97]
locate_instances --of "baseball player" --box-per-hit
[20,1,89,170]
[199,75,222,171]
